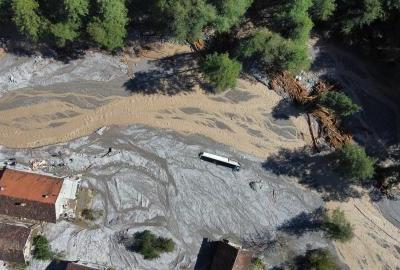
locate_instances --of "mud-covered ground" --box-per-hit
[0,126,327,269]
[0,39,400,269]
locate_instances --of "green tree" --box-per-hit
[278,0,313,42]
[320,91,361,117]
[303,249,340,270]
[49,0,89,47]
[157,0,253,41]
[87,0,128,50]
[33,235,54,260]
[157,0,216,41]
[340,0,383,34]
[323,208,354,242]
[11,0,44,40]
[239,28,310,73]
[336,143,376,181]
[130,230,175,260]
[311,0,336,21]
[212,0,254,32]
[200,52,242,92]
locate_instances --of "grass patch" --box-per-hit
[81,208,103,221]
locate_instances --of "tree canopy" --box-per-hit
[127,230,175,260]
[12,0,44,40]
[320,91,362,117]
[239,28,310,73]
[200,52,242,92]
[2,0,398,65]
[87,0,128,50]
[336,143,376,181]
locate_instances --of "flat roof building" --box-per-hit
[0,223,32,263]
[0,168,77,223]
[209,241,252,270]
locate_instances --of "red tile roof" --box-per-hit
[210,241,252,270]
[0,169,63,204]
[0,223,31,262]
[66,262,99,270]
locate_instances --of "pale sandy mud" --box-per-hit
[0,79,310,158]
[328,196,400,270]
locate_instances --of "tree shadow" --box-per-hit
[1,36,87,63]
[271,98,303,120]
[277,208,325,237]
[45,260,69,270]
[124,52,206,95]
[262,148,362,201]
[194,238,219,270]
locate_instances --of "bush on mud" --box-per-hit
[302,248,341,270]
[323,208,354,242]
[336,143,375,181]
[129,230,175,260]
[249,257,265,270]
[33,235,54,260]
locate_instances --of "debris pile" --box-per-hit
[271,72,351,149]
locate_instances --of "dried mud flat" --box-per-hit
[0,126,326,269]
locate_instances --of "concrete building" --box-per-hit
[0,223,32,263]
[0,168,78,223]
[209,240,252,270]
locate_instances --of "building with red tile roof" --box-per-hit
[66,262,99,270]
[0,223,32,263]
[0,168,74,223]
[209,240,252,270]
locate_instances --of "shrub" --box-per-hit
[33,235,53,260]
[130,230,175,260]
[323,208,354,242]
[249,257,265,270]
[200,52,242,92]
[320,91,361,117]
[81,208,95,220]
[303,249,340,270]
[336,143,376,181]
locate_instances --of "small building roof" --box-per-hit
[66,262,99,270]
[0,223,31,263]
[209,241,252,270]
[0,168,63,204]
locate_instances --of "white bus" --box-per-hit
[198,152,241,171]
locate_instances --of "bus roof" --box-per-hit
[200,152,240,167]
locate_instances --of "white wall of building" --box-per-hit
[55,178,79,219]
